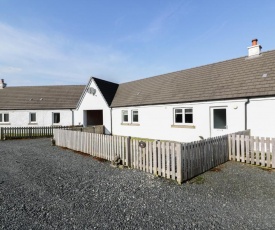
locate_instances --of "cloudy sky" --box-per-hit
[0,0,274,86]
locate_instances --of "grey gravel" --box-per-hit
[1,138,275,230]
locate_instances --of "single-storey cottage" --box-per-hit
[0,81,85,127]
[1,39,275,142]
[110,39,275,141]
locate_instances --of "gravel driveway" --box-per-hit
[1,138,275,229]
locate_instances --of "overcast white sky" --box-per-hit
[0,0,275,86]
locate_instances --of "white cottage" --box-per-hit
[110,39,275,142]
[0,81,84,127]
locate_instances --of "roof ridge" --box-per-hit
[5,85,85,88]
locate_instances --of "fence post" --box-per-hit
[126,136,131,167]
[228,134,231,160]
[177,143,183,184]
[272,138,275,169]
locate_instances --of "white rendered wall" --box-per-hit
[74,79,112,134]
[112,99,247,142]
[0,110,73,127]
[247,97,275,138]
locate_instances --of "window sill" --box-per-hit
[28,123,38,125]
[121,123,140,126]
[171,124,195,129]
[0,123,11,125]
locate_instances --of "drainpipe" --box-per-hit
[110,108,113,135]
[71,109,74,126]
[245,98,250,130]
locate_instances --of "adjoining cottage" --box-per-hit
[1,39,275,142]
[110,39,275,141]
[0,82,85,127]
[0,77,118,135]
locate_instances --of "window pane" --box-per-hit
[185,109,193,123]
[175,108,183,123]
[4,114,9,122]
[175,114,182,123]
[54,113,60,123]
[175,109,182,114]
[185,109,192,114]
[132,111,138,122]
[122,111,128,122]
[0,114,2,122]
[123,114,128,122]
[185,114,193,123]
[214,109,226,129]
[30,113,36,122]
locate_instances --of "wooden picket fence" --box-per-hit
[0,126,69,140]
[229,134,275,168]
[182,135,229,180]
[0,125,105,140]
[130,139,182,182]
[54,129,130,163]
[53,129,251,183]
[54,129,183,183]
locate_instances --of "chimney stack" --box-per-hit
[0,79,7,89]
[248,38,262,57]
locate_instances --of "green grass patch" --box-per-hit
[189,175,205,184]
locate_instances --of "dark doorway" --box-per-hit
[86,110,103,126]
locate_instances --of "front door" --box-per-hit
[210,107,228,137]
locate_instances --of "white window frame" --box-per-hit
[132,110,139,123]
[0,113,9,123]
[53,112,60,124]
[174,108,193,124]
[122,110,129,123]
[29,112,37,123]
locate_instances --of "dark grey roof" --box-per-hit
[111,50,275,107]
[93,77,119,106]
[0,85,85,110]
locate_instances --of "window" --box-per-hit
[132,110,139,123]
[30,113,36,123]
[0,113,9,123]
[185,109,193,123]
[174,108,193,124]
[122,110,128,123]
[53,113,60,124]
